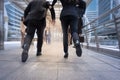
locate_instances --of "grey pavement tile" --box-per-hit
[58,70,120,80]
[1,67,57,80]
[0,62,57,80]
[0,62,25,80]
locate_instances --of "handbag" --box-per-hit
[79,35,84,42]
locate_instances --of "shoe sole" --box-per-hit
[36,52,42,56]
[21,50,28,62]
[76,45,82,57]
[64,53,68,58]
[36,54,42,56]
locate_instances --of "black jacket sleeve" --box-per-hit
[51,0,57,6]
[45,1,56,20]
[78,0,86,15]
[24,2,32,18]
[50,0,57,20]
[49,7,55,20]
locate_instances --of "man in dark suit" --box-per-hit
[52,0,82,58]
[21,0,55,62]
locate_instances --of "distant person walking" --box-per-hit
[45,27,51,44]
[21,0,55,62]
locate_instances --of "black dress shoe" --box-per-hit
[75,40,82,57]
[21,50,28,62]
[36,52,42,56]
[64,53,68,58]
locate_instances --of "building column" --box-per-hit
[0,0,4,50]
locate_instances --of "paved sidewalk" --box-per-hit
[0,41,120,80]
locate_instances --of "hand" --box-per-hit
[49,6,52,9]
[51,20,55,26]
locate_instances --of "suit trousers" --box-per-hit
[60,15,79,53]
[25,19,46,53]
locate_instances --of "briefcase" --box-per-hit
[79,36,84,42]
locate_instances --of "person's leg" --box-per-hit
[70,16,82,57]
[36,20,46,56]
[78,18,83,35]
[36,28,45,56]
[21,21,36,62]
[60,16,69,58]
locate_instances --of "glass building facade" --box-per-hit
[4,0,23,41]
[113,0,120,17]
[86,0,98,25]
[98,0,113,24]
[98,0,120,36]
[85,0,98,37]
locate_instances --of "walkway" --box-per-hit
[0,41,120,80]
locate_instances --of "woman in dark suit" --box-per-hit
[21,0,55,62]
[52,0,82,58]
[69,0,86,45]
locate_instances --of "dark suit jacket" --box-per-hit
[77,0,86,17]
[24,0,55,21]
[52,0,79,18]
[52,0,86,34]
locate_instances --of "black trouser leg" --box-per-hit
[36,19,46,53]
[36,27,45,53]
[63,31,68,53]
[22,35,32,51]
[61,18,69,53]
[21,21,35,62]
[22,21,36,52]
[21,35,34,62]
[72,32,79,44]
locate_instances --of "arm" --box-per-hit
[44,1,56,20]
[82,1,86,15]
[24,2,32,18]
[78,0,86,15]
[49,7,55,20]
[44,1,56,25]
[51,0,57,6]
[49,5,56,25]
[50,0,57,21]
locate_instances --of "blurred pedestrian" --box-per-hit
[45,27,51,44]
[21,0,55,62]
[52,0,82,58]
[69,0,86,45]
